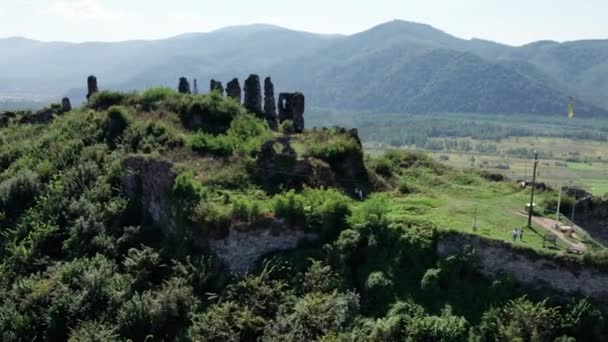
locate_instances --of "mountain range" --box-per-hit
[1,20,607,116]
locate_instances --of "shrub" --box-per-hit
[305,131,362,163]
[103,106,131,148]
[68,321,119,342]
[0,169,41,217]
[372,156,394,178]
[139,87,177,110]
[364,271,394,310]
[188,133,236,156]
[263,291,360,341]
[280,120,295,134]
[407,306,469,342]
[273,190,306,226]
[173,171,205,209]
[88,91,127,110]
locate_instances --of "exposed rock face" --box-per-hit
[61,97,72,113]
[226,78,241,102]
[178,77,191,94]
[210,79,224,95]
[573,197,608,245]
[210,225,318,274]
[87,75,98,100]
[437,233,608,306]
[243,74,263,116]
[122,156,177,236]
[263,77,278,129]
[255,137,335,191]
[278,92,305,133]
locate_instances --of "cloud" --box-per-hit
[35,0,125,21]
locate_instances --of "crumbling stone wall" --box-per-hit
[122,156,177,236]
[210,225,317,274]
[437,233,608,306]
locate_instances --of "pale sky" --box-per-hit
[0,0,606,45]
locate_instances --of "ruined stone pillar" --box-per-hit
[264,77,278,129]
[193,78,199,95]
[61,97,72,113]
[87,75,98,100]
[278,92,305,134]
[243,74,263,116]
[292,92,305,134]
[278,92,294,123]
[178,77,191,94]
[210,79,224,95]
[226,78,241,102]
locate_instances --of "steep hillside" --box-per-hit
[1,84,608,340]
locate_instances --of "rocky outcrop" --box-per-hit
[210,225,317,274]
[437,233,608,306]
[19,107,54,125]
[226,78,241,102]
[87,75,98,100]
[122,156,177,236]
[321,127,369,193]
[210,79,224,95]
[278,92,305,133]
[61,97,72,113]
[178,77,191,94]
[255,137,335,191]
[244,74,263,116]
[263,77,278,129]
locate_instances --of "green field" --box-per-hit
[366,136,608,196]
[362,152,599,253]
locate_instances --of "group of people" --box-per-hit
[511,228,524,242]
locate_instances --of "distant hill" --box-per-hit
[1,20,607,116]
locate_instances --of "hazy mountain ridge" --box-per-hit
[2,20,607,115]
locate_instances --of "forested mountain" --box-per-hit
[1,20,607,116]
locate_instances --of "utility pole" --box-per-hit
[527,151,539,229]
[472,207,478,232]
[555,184,562,228]
[571,199,576,225]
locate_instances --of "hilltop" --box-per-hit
[2,76,608,340]
[2,20,608,116]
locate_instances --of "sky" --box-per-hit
[0,0,606,45]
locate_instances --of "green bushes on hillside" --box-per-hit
[1,88,607,341]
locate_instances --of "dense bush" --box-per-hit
[1,89,607,341]
[188,132,236,156]
[0,169,40,217]
[304,129,362,162]
[88,91,129,111]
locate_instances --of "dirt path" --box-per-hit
[515,211,587,252]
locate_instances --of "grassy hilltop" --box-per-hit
[1,88,607,341]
